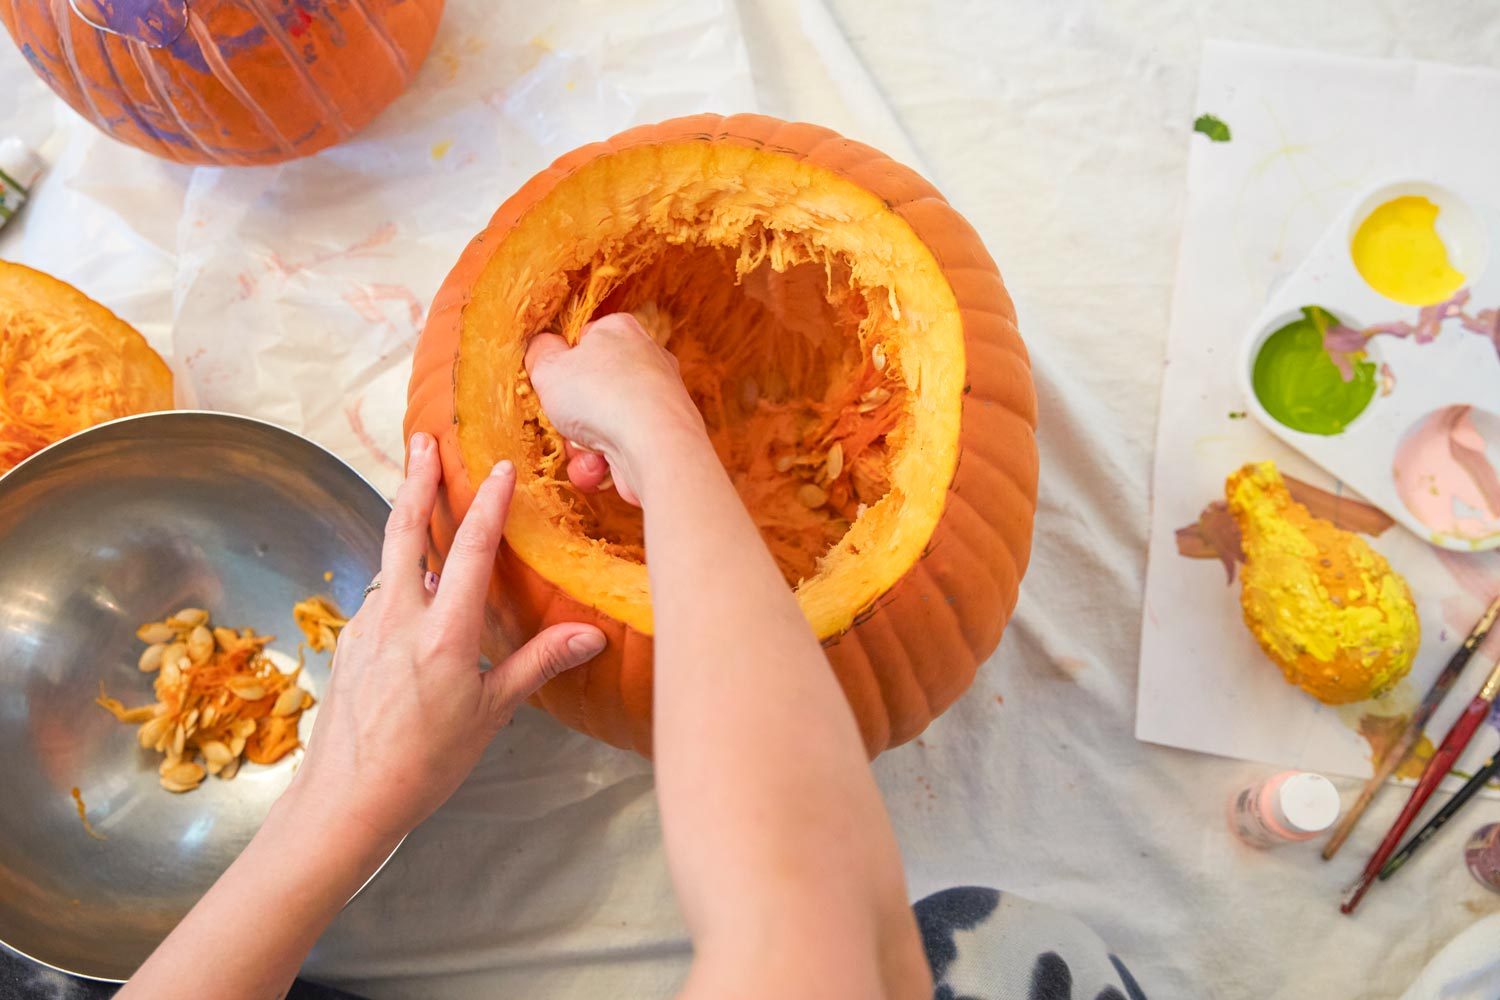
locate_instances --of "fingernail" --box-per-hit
[567,632,606,659]
[410,433,433,456]
[491,459,515,480]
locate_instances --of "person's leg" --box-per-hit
[913,887,1147,1000]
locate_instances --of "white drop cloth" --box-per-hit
[4,2,1500,997]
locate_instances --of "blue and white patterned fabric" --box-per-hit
[914,887,1147,1000]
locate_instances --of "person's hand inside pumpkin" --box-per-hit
[525,312,704,506]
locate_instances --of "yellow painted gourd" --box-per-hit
[1227,461,1419,704]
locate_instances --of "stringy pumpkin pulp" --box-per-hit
[456,140,967,637]
[0,262,173,473]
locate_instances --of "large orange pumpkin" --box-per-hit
[405,114,1038,757]
[2,0,442,166]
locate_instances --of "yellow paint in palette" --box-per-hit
[1351,195,1465,305]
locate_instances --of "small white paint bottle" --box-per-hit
[1227,771,1341,848]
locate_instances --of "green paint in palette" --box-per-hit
[1253,306,1376,436]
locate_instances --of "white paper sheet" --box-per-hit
[1139,42,1500,785]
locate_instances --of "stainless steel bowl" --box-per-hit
[0,412,391,982]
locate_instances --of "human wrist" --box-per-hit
[269,776,404,876]
[614,404,715,495]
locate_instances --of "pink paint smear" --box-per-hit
[1394,406,1500,543]
[1324,288,1499,381]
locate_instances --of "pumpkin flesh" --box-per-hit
[455,141,966,641]
[0,263,173,472]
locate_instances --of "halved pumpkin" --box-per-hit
[0,261,173,473]
[406,114,1037,756]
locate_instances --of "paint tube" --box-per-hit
[0,138,44,231]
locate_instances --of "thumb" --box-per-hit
[483,623,606,725]
[524,332,569,377]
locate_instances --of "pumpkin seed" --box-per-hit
[136,622,176,645]
[187,625,213,664]
[763,370,789,401]
[228,679,265,702]
[212,626,240,652]
[775,455,794,473]
[217,757,241,781]
[166,608,208,629]
[138,714,172,749]
[739,376,759,411]
[825,442,844,481]
[871,343,887,371]
[200,740,233,769]
[271,686,304,718]
[857,386,892,412]
[162,640,188,667]
[160,761,205,793]
[171,723,186,759]
[797,483,828,508]
[138,643,166,672]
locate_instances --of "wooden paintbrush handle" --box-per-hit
[1342,695,1494,913]
[1323,728,1421,860]
[1323,599,1500,861]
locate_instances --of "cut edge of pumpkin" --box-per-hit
[454,139,965,640]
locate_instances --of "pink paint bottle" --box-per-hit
[1464,823,1500,893]
[1227,771,1341,848]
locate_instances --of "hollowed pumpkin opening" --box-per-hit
[456,141,966,638]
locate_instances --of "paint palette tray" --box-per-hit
[1238,180,1500,551]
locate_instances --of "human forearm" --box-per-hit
[120,783,397,1000]
[637,424,919,983]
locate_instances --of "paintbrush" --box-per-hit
[1323,595,1500,861]
[1341,656,1500,914]
[1379,748,1500,881]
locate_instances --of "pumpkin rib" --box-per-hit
[935,489,1022,616]
[909,557,998,678]
[954,409,1040,498]
[825,638,895,752]
[835,623,924,748]
[48,0,112,141]
[825,629,900,756]
[347,0,415,81]
[91,31,171,160]
[123,42,215,161]
[183,14,294,154]
[858,599,936,746]
[242,0,353,141]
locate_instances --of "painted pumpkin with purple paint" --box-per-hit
[1,0,442,166]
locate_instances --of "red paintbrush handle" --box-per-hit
[1342,695,1493,913]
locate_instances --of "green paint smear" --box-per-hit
[1253,306,1376,435]
[1194,113,1231,142]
